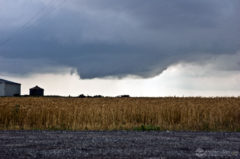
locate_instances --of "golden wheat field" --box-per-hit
[0,97,240,131]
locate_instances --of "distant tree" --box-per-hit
[93,95,104,98]
[118,95,130,98]
[78,94,86,98]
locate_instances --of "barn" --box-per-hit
[0,79,21,96]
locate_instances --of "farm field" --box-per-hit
[0,97,240,131]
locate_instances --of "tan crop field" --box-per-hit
[0,97,240,131]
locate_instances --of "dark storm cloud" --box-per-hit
[0,0,239,78]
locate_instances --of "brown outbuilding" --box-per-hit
[30,86,44,96]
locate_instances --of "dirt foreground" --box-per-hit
[0,131,240,159]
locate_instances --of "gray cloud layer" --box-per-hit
[0,0,239,78]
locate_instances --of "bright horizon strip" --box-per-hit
[1,62,240,97]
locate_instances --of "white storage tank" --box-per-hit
[0,79,21,96]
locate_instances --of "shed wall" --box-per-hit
[30,89,44,96]
[4,83,21,96]
[0,82,4,96]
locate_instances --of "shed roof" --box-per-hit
[0,79,21,85]
[30,85,44,90]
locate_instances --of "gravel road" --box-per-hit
[0,131,240,159]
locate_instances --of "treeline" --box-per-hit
[16,94,130,98]
[78,94,130,98]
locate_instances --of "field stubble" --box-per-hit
[0,97,240,131]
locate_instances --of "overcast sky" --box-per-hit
[0,0,240,96]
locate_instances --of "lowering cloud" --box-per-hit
[0,0,239,78]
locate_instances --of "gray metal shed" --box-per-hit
[0,79,21,96]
